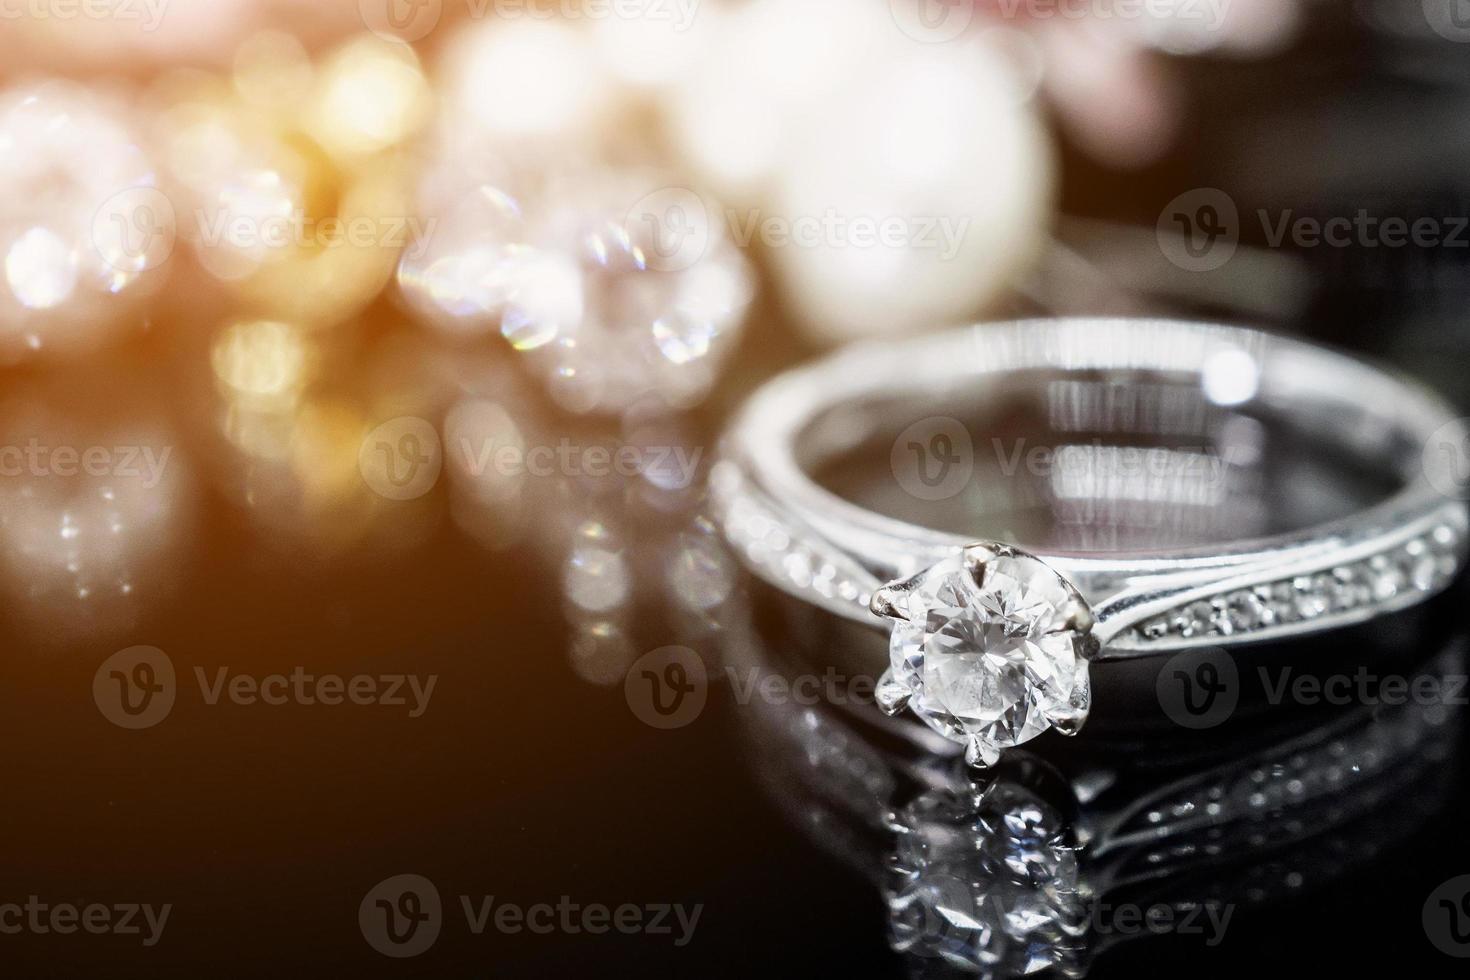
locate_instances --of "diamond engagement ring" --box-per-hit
[713,318,1469,767]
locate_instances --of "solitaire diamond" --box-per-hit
[887,781,1086,975]
[873,545,1093,767]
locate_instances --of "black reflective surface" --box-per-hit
[7,8,1470,978]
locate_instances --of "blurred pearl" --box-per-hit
[1140,0,1302,55]
[441,19,613,149]
[0,81,168,364]
[663,0,1051,342]
[769,36,1053,343]
[1035,22,1180,170]
[591,5,717,89]
[665,0,891,205]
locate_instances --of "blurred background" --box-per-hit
[3,0,1470,976]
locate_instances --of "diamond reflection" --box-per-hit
[737,606,1464,978]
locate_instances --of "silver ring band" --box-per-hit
[713,318,1468,764]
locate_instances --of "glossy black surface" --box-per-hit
[7,7,1470,977]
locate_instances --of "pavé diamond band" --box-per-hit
[713,318,1469,766]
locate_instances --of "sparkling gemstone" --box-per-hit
[398,161,754,415]
[887,782,1086,975]
[0,80,163,363]
[887,550,1091,764]
[1368,555,1406,601]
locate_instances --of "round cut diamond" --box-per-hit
[886,781,1087,975]
[886,548,1091,765]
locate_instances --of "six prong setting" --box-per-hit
[872,542,1096,768]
